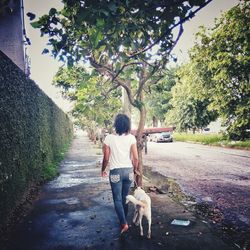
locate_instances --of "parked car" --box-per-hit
[153,132,173,143]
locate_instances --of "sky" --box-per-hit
[24,0,240,112]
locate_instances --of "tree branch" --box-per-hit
[100,80,119,98]
[151,75,165,86]
[89,56,137,107]
[112,61,142,82]
[134,63,148,100]
[128,0,213,58]
[114,78,137,107]
[134,20,183,96]
[167,22,184,55]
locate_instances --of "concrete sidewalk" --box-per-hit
[6,131,237,250]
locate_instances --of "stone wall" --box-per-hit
[0,51,73,226]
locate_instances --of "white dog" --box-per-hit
[126,187,152,238]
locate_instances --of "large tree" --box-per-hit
[145,67,177,127]
[165,62,217,132]
[53,66,121,138]
[31,0,213,185]
[189,2,250,139]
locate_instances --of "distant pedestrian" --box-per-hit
[101,114,139,234]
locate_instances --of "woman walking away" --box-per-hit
[101,114,139,234]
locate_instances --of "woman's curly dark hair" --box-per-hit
[114,114,131,135]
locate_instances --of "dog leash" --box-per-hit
[134,173,140,188]
[134,179,139,188]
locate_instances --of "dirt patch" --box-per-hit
[143,165,250,250]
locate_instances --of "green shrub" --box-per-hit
[173,132,250,149]
[0,52,73,227]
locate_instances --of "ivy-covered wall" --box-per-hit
[0,51,73,226]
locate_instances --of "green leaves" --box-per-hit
[53,66,122,129]
[30,0,214,134]
[42,48,49,54]
[165,63,217,132]
[49,8,57,16]
[31,0,210,65]
[145,68,177,125]
[26,12,36,21]
[188,3,250,139]
[30,21,41,29]
[107,2,117,13]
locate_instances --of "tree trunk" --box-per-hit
[135,93,146,187]
[152,116,158,127]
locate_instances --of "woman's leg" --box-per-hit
[110,169,127,225]
[122,169,133,218]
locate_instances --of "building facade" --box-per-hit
[0,0,27,73]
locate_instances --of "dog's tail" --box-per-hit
[126,195,146,207]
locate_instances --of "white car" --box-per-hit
[153,132,173,143]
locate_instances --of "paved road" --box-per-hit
[144,141,250,231]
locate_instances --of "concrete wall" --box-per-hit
[0,0,25,71]
[0,51,73,227]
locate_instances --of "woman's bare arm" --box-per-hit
[131,143,139,173]
[101,144,110,176]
